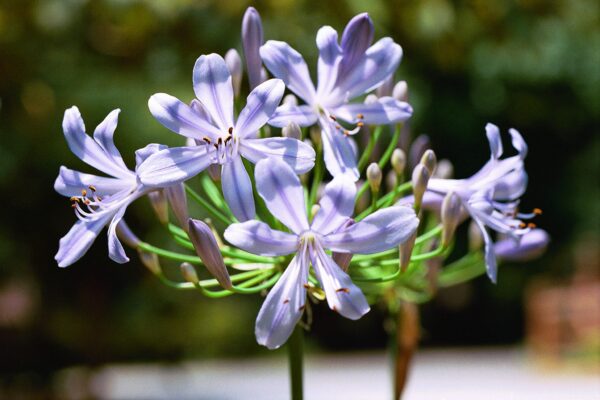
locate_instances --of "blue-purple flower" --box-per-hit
[224,158,419,349]
[260,13,413,180]
[495,229,549,261]
[137,53,316,222]
[54,107,164,267]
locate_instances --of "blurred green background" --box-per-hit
[0,0,598,394]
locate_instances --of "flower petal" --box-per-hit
[148,93,222,141]
[255,248,309,349]
[254,158,309,234]
[260,40,316,104]
[338,13,374,79]
[311,176,356,235]
[239,137,315,174]
[235,79,285,138]
[221,155,256,222]
[486,123,503,160]
[495,229,549,262]
[509,128,528,159]
[316,26,342,98]
[332,97,413,124]
[55,213,113,268]
[320,118,359,181]
[323,205,419,254]
[268,104,318,128]
[224,220,297,256]
[93,109,129,172]
[107,206,129,264]
[310,244,369,320]
[54,166,133,197]
[193,54,235,130]
[137,146,214,187]
[473,218,498,283]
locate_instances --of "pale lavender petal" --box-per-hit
[62,106,131,179]
[494,169,528,201]
[239,137,315,174]
[166,183,189,229]
[224,220,297,256]
[137,146,214,187]
[332,97,412,124]
[486,123,503,160]
[254,157,309,234]
[473,217,498,283]
[107,206,129,264]
[134,143,169,168]
[55,213,113,267]
[221,156,255,222]
[148,93,222,141]
[495,229,549,261]
[268,104,318,128]
[93,109,128,171]
[320,118,359,181]
[311,176,356,235]
[323,206,418,254]
[242,7,264,90]
[338,13,374,79]
[509,128,528,159]
[255,249,308,349]
[188,219,232,288]
[235,79,285,138]
[193,54,235,130]
[310,244,369,320]
[54,166,133,197]
[225,48,243,96]
[260,40,316,104]
[316,26,342,97]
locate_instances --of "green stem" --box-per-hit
[308,145,324,209]
[357,126,382,172]
[288,324,304,400]
[378,124,402,170]
[185,184,232,225]
[356,181,412,221]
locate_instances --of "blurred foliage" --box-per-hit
[0,0,598,378]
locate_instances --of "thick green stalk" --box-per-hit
[288,325,304,400]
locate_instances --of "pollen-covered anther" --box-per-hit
[228,127,233,134]
[283,299,290,304]
[329,115,337,121]
[533,208,542,215]
[303,284,311,289]
[202,136,212,144]
[88,185,96,192]
[336,287,350,293]
[81,189,87,197]
[356,113,364,119]
[357,122,364,127]
[70,196,80,202]
[519,222,527,229]
[528,223,537,229]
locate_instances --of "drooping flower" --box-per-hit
[54,107,165,267]
[260,13,413,181]
[224,158,419,349]
[138,53,316,222]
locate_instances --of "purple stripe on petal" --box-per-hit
[235,79,285,139]
[332,97,413,125]
[338,13,374,80]
[221,156,256,222]
[268,104,318,128]
[224,220,297,256]
[239,137,315,174]
[311,176,356,235]
[193,54,235,130]
[137,146,214,187]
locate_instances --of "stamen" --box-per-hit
[88,185,96,192]
[519,222,527,229]
[224,136,232,145]
[299,305,306,311]
[357,122,364,127]
[336,288,350,293]
[283,299,290,304]
[527,223,537,229]
[534,208,542,215]
[357,113,364,119]
[81,189,87,197]
[303,284,311,289]
[228,127,233,134]
[329,115,337,121]
[202,137,212,144]
[70,196,80,202]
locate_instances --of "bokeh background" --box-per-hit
[0,0,598,397]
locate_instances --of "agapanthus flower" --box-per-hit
[137,53,316,222]
[260,13,413,180]
[495,229,549,261]
[54,107,164,267]
[224,158,419,349]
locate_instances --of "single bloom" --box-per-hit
[494,229,549,262]
[224,157,419,349]
[54,107,165,267]
[260,13,413,180]
[138,53,316,222]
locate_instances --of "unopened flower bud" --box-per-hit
[116,220,140,249]
[434,159,453,179]
[138,249,161,274]
[283,94,298,106]
[225,48,242,97]
[166,183,189,231]
[282,121,302,140]
[148,190,168,224]
[242,7,263,90]
[420,149,437,175]
[188,218,232,289]
[399,233,417,271]
[180,262,199,284]
[393,80,408,102]
[376,75,394,98]
[367,163,382,193]
[364,93,378,105]
[411,164,430,211]
[333,252,353,272]
[391,148,406,176]
[309,126,322,147]
[468,220,483,251]
[441,192,462,248]
[207,164,221,182]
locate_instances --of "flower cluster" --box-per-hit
[54,8,547,349]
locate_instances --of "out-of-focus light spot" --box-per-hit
[416,0,455,40]
[34,0,76,32]
[21,81,56,119]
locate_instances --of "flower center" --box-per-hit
[201,126,239,165]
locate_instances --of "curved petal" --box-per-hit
[495,229,549,262]
[193,54,234,130]
[323,206,419,254]
[93,109,129,171]
[254,157,309,234]
[221,156,256,222]
[311,176,356,235]
[107,206,129,264]
[320,118,359,181]
[224,220,297,256]
[268,104,318,128]
[148,93,222,141]
[235,79,285,138]
[62,106,131,179]
[137,146,214,187]
[260,40,316,104]
[316,26,342,98]
[473,217,498,283]
[494,169,528,201]
[239,137,315,174]
[509,128,528,159]
[255,248,308,349]
[332,97,413,124]
[55,213,113,267]
[485,123,503,160]
[338,13,374,78]
[310,244,369,320]
[188,219,232,288]
[54,166,134,197]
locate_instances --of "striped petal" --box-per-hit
[221,156,256,222]
[224,220,297,256]
[193,54,235,130]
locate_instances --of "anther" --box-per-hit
[88,185,96,192]
[343,130,349,136]
[217,137,222,145]
[329,115,337,121]
[533,208,542,215]
[70,196,79,202]
[228,127,233,134]
[528,223,537,229]
[303,284,311,289]
[335,125,341,130]
[519,222,527,229]
[357,122,364,127]
[81,189,87,197]
[357,113,364,119]
[202,137,212,144]
[84,199,91,205]
[283,299,290,304]
[224,136,232,145]
[336,288,350,293]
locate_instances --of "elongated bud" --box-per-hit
[412,164,430,211]
[242,7,263,90]
[376,75,394,98]
[399,233,417,271]
[367,163,382,193]
[469,220,483,251]
[138,249,161,274]
[166,183,189,231]
[434,159,453,179]
[225,49,242,97]
[393,80,408,102]
[283,94,298,106]
[204,218,224,248]
[188,219,232,289]
[309,126,322,147]
[391,148,406,176]
[148,190,168,224]
[180,262,199,284]
[333,252,353,272]
[207,164,221,182]
[282,121,302,140]
[420,149,437,175]
[441,192,462,248]
[364,93,378,105]
[116,220,140,249]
